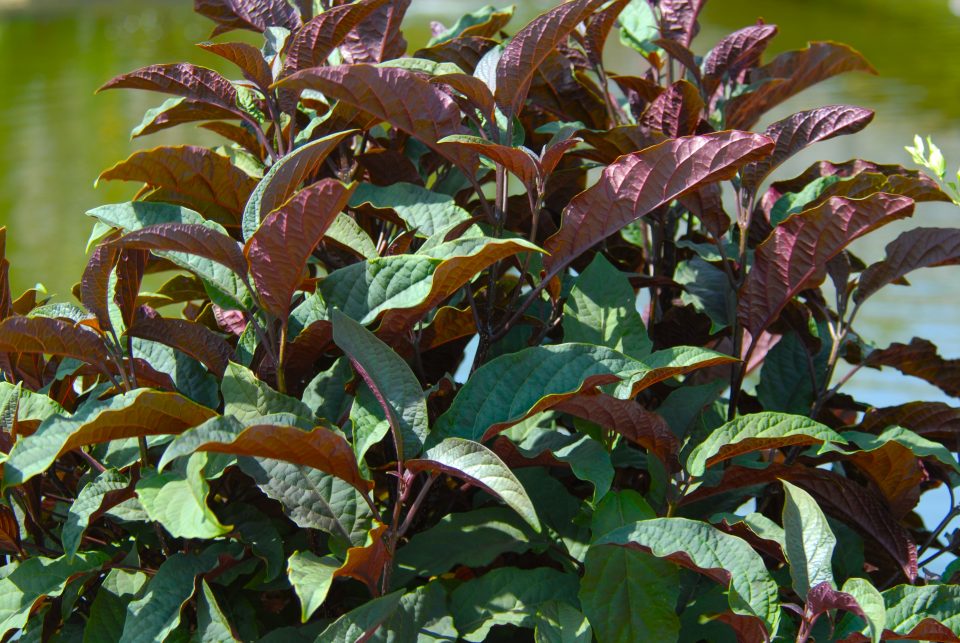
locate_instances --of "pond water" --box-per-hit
[1,0,959,563]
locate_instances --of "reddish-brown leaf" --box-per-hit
[849,440,924,518]
[0,229,10,321]
[80,243,120,334]
[739,105,875,197]
[865,337,960,399]
[680,183,729,238]
[582,0,630,67]
[0,506,21,554]
[856,228,960,304]
[859,402,960,442]
[99,63,241,114]
[0,317,112,376]
[114,249,148,331]
[339,0,410,64]
[658,0,706,47]
[277,64,476,173]
[132,99,239,139]
[98,146,258,218]
[114,223,248,281]
[702,23,778,96]
[334,522,389,596]
[284,0,391,73]
[129,309,233,378]
[198,41,272,90]
[199,122,263,156]
[418,306,476,351]
[553,394,679,465]
[545,130,773,274]
[193,0,300,35]
[185,423,371,492]
[725,42,876,130]
[805,582,868,623]
[431,73,495,121]
[638,79,704,137]
[439,135,540,190]
[738,194,914,339]
[414,36,498,74]
[494,0,607,118]
[245,179,355,321]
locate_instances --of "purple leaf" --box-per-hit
[339,0,410,64]
[284,0,391,73]
[80,243,119,334]
[658,0,706,47]
[193,0,301,36]
[702,23,778,96]
[99,63,240,115]
[114,223,249,279]
[129,308,233,378]
[856,227,960,304]
[638,79,704,137]
[198,41,273,91]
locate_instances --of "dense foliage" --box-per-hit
[0,0,959,640]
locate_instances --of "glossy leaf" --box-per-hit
[856,227,960,304]
[782,480,836,598]
[544,130,773,274]
[0,316,113,375]
[583,0,631,67]
[838,584,960,642]
[596,517,781,636]
[339,0,410,64]
[197,41,272,90]
[4,389,214,487]
[659,0,705,46]
[241,130,356,240]
[114,222,248,278]
[277,64,476,172]
[407,437,540,531]
[197,580,239,642]
[439,134,540,189]
[332,310,427,458]
[739,194,914,338]
[702,23,779,92]
[193,0,300,35]
[284,0,391,72]
[740,105,876,197]
[686,412,846,477]
[160,416,371,493]
[494,0,607,118]
[245,179,355,320]
[725,42,876,130]
[99,63,241,114]
[638,79,704,137]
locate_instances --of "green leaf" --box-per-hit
[287,551,339,622]
[675,256,736,332]
[394,507,543,585]
[781,480,836,598]
[618,0,659,54]
[316,590,404,642]
[332,310,428,458]
[685,412,847,477]
[62,470,130,560]
[238,458,372,546]
[711,512,786,551]
[553,434,614,503]
[534,602,592,643]
[596,517,781,636]
[0,552,109,636]
[371,582,459,642]
[837,584,960,641]
[221,362,314,426]
[843,426,960,473]
[3,389,216,488]
[325,213,378,259]
[349,383,390,477]
[563,254,651,359]
[86,201,206,230]
[0,382,64,427]
[302,357,353,424]
[349,182,471,237]
[756,328,830,414]
[580,544,680,643]
[450,567,580,642]
[132,338,219,409]
[428,4,514,45]
[219,504,284,582]
[197,580,240,643]
[137,453,232,539]
[82,569,148,643]
[840,577,885,643]
[590,490,656,541]
[120,547,237,643]
[769,175,841,226]
[407,437,540,531]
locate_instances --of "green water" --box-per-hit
[0,0,959,409]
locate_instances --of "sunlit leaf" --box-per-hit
[782,479,836,598]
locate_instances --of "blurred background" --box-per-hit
[0,0,957,408]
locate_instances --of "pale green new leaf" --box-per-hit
[450,567,579,642]
[332,310,428,458]
[407,438,540,531]
[349,182,471,237]
[221,362,314,426]
[563,254,651,358]
[596,517,781,636]
[287,551,339,622]
[325,213,378,259]
[137,453,231,539]
[841,577,885,643]
[62,470,129,559]
[685,412,847,477]
[782,480,836,598]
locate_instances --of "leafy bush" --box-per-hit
[0,0,958,640]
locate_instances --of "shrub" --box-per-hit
[0,0,957,640]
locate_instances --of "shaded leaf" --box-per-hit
[866,337,960,399]
[197,580,240,642]
[130,97,238,138]
[739,194,914,338]
[245,178,355,320]
[686,411,846,477]
[315,590,403,642]
[638,79,704,138]
[62,470,133,560]
[596,517,780,636]
[545,130,773,274]
[129,310,232,378]
[658,0,705,46]
[81,243,119,334]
